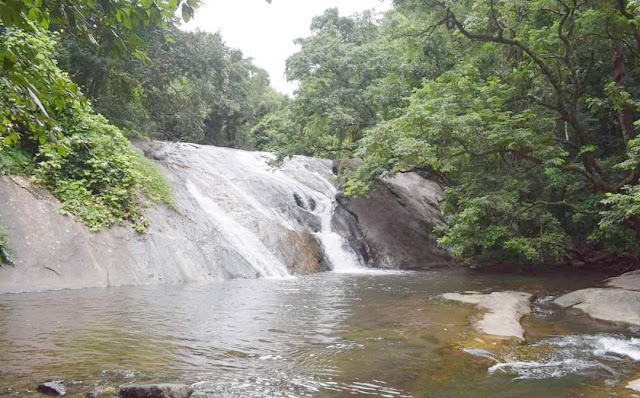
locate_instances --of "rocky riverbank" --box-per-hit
[442,270,640,394]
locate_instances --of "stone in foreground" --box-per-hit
[37,381,66,396]
[442,291,532,339]
[118,383,191,398]
[628,378,640,392]
[554,288,640,326]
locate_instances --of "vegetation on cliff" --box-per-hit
[1,0,280,235]
[0,0,196,233]
[261,1,640,267]
[0,223,10,265]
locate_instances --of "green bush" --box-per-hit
[0,224,12,266]
[0,146,34,175]
[2,26,175,233]
[131,151,177,211]
[33,111,149,232]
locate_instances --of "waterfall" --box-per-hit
[186,180,290,278]
[311,185,365,273]
[157,142,366,278]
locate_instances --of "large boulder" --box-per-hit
[608,270,640,291]
[554,288,640,325]
[332,168,451,270]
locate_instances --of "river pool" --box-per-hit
[0,269,638,397]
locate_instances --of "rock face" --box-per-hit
[0,142,450,293]
[332,170,451,270]
[118,384,191,398]
[442,291,532,339]
[0,143,335,293]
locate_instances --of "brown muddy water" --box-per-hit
[0,269,639,397]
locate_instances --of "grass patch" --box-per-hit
[132,151,178,211]
[0,224,13,266]
[0,146,34,175]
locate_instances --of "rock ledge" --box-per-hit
[554,271,640,326]
[442,291,532,339]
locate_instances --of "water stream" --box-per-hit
[1,270,638,397]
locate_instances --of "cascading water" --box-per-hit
[186,180,290,278]
[156,142,367,277]
[309,185,364,273]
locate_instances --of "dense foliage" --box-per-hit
[253,8,422,158]
[57,26,283,147]
[1,26,168,231]
[0,0,189,234]
[274,1,640,267]
[1,0,199,56]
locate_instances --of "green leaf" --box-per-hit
[181,4,193,22]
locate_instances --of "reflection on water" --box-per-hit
[0,269,638,397]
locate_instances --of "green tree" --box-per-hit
[346,0,640,265]
[257,8,430,159]
[1,0,199,56]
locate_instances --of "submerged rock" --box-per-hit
[118,384,191,398]
[86,386,116,398]
[554,288,640,325]
[442,291,532,339]
[37,381,66,396]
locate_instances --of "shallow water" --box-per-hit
[0,269,638,397]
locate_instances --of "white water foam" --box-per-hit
[487,334,640,380]
[488,359,610,379]
[313,192,367,273]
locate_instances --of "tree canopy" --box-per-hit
[270,1,640,267]
[0,0,197,237]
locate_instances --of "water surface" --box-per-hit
[0,269,638,397]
